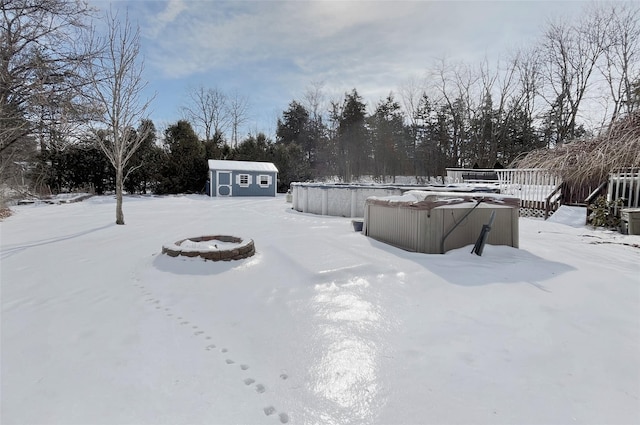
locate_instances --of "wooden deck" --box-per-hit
[447,167,640,220]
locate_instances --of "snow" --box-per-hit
[164,237,252,253]
[179,239,242,251]
[547,205,589,228]
[1,194,639,425]
[370,190,518,205]
[208,159,278,173]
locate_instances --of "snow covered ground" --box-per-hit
[1,195,639,425]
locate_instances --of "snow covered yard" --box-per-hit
[1,195,639,425]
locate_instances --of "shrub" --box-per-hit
[588,195,624,228]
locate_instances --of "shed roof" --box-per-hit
[208,160,278,173]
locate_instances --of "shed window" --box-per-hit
[236,174,252,187]
[258,174,272,188]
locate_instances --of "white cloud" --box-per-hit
[140,1,432,79]
[116,0,586,133]
[145,0,188,38]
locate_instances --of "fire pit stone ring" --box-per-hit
[162,235,255,261]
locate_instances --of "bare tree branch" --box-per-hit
[1,0,97,154]
[181,85,229,142]
[227,90,249,148]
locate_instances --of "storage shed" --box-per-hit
[208,160,278,197]
[364,191,520,254]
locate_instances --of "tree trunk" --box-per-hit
[115,164,125,225]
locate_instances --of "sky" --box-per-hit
[1,194,639,424]
[91,1,589,140]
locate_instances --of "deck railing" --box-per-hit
[607,168,640,212]
[448,167,640,219]
[447,168,562,217]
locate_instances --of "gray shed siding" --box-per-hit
[209,169,277,197]
[208,160,278,197]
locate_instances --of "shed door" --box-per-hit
[217,171,232,196]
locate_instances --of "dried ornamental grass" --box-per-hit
[513,112,640,186]
[0,207,12,220]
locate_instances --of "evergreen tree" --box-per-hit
[276,101,316,165]
[368,94,407,181]
[125,120,161,194]
[203,130,228,160]
[500,103,544,166]
[231,133,270,161]
[66,143,113,194]
[468,90,496,168]
[35,140,113,195]
[336,89,369,181]
[411,94,441,179]
[269,143,311,193]
[275,101,318,185]
[157,120,207,194]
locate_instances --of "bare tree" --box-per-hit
[0,0,96,151]
[398,76,426,128]
[539,12,608,144]
[429,57,478,167]
[398,76,428,176]
[1,0,96,203]
[87,9,153,225]
[182,85,229,142]
[597,2,640,123]
[227,91,249,148]
[475,56,520,165]
[302,81,327,123]
[512,47,543,123]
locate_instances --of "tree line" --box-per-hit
[271,1,640,182]
[1,0,639,217]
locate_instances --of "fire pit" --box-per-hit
[162,235,255,261]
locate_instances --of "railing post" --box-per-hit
[629,168,640,208]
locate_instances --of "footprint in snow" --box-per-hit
[255,384,266,393]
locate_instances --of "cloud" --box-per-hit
[145,0,188,38]
[139,1,432,79]
[118,0,586,134]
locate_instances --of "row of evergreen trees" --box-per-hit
[275,89,554,184]
[35,82,639,196]
[5,1,639,198]
[34,119,308,195]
